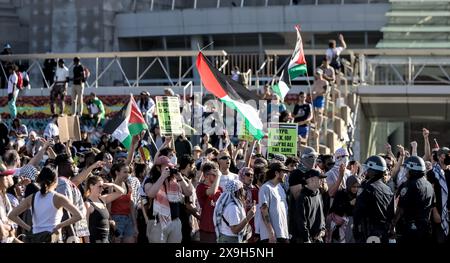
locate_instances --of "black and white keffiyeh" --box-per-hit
[433,163,448,236]
[213,180,247,242]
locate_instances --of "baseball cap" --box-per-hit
[193,146,202,153]
[154,156,175,168]
[302,169,326,182]
[271,153,287,163]
[268,161,289,172]
[114,152,128,160]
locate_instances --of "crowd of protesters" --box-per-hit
[0,36,449,244]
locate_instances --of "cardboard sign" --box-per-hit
[156,96,183,135]
[58,116,81,143]
[267,122,298,158]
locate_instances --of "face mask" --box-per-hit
[301,157,317,171]
[170,156,177,165]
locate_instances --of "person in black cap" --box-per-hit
[353,155,394,243]
[426,147,450,243]
[293,168,326,243]
[256,161,290,243]
[288,146,318,241]
[390,156,434,243]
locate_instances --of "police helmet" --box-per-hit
[403,156,426,172]
[363,155,387,173]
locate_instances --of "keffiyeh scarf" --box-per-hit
[433,163,449,236]
[153,177,183,240]
[213,180,247,243]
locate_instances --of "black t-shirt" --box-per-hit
[73,64,85,85]
[293,103,312,127]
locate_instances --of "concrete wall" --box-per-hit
[116,4,389,38]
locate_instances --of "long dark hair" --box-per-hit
[110,162,128,180]
[85,175,103,198]
[36,166,58,195]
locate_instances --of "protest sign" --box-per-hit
[267,122,298,158]
[156,96,183,135]
[58,115,81,143]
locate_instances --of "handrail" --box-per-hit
[265,49,450,56]
[0,50,228,60]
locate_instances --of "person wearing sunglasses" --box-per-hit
[217,150,239,190]
[238,167,259,242]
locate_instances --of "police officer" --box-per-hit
[390,156,434,243]
[353,155,394,243]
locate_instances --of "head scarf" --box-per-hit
[213,180,247,242]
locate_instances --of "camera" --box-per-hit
[169,168,178,175]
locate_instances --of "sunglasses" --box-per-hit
[245,173,254,177]
[219,156,230,160]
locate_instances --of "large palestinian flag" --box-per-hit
[104,95,148,149]
[273,25,308,100]
[196,52,264,140]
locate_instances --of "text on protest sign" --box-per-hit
[156,96,183,135]
[267,123,298,158]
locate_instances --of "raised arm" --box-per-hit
[205,170,221,196]
[71,161,104,187]
[422,128,431,162]
[338,34,347,49]
[28,139,52,167]
[146,168,170,199]
[100,182,126,204]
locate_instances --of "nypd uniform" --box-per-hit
[396,156,434,243]
[353,156,394,243]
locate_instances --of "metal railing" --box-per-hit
[142,0,388,11]
[2,49,450,93]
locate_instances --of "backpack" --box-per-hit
[16,71,23,90]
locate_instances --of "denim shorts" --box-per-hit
[298,125,309,138]
[111,214,135,238]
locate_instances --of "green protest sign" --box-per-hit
[238,120,254,142]
[267,123,298,158]
[156,96,183,135]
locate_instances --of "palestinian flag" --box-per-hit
[196,52,264,140]
[273,25,307,100]
[288,25,307,79]
[272,65,291,100]
[104,95,148,149]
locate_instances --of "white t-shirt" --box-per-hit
[326,47,345,63]
[55,66,69,82]
[255,181,289,240]
[44,122,59,139]
[7,72,17,94]
[219,172,239,190]
[219,203,246,237]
